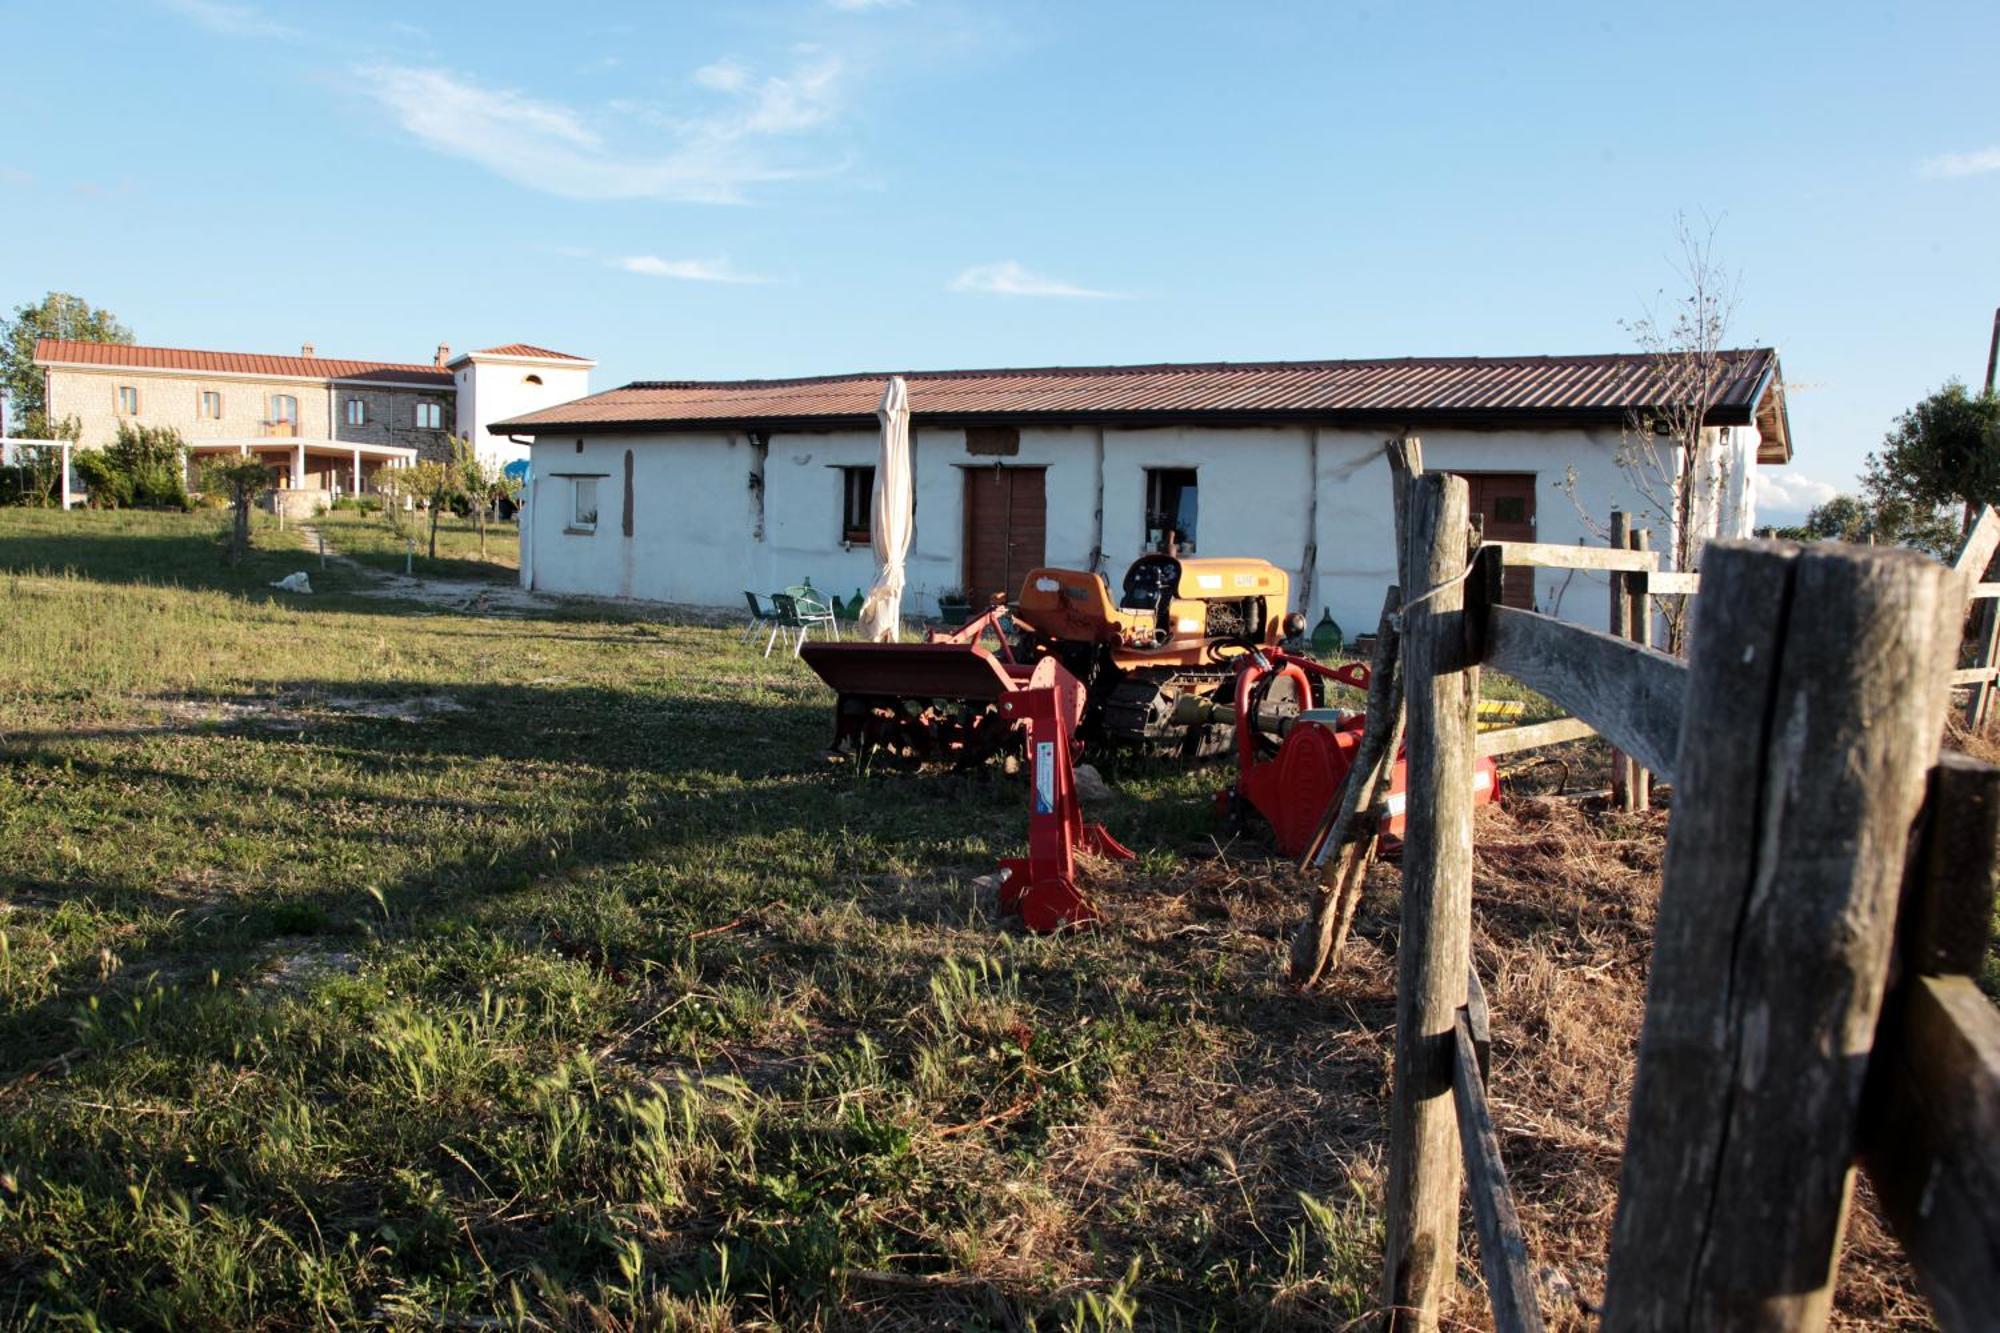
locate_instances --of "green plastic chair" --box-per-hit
[784,584,840,641]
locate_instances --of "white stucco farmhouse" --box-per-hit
[492,351,1790,635]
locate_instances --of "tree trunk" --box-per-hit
[428,498,441,560]
[231,490,251,562]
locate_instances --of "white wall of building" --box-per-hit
[520,420,1744,634]
[454,354,595,466]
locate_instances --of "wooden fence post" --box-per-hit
[1625,527,1652,811]
[1382,472,1478,1330]
[1602,540,1957,1331]
[1952,508,2000,730]
[1607,511,1633,809]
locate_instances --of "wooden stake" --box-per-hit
[1626,527,1652,810]
[1382,472,1477,1331]
[1608,510,1632,809]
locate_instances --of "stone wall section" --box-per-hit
[45,366,454,460]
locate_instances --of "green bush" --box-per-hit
[74,423,192,510]
[73,449,133,508]
[331,496,382,513]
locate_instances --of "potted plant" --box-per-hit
[936,587,972,624]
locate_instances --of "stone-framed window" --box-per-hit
[345,398,367,426]
[269,393,299,426]
[116,385,139,415]
[415,402,443,429]
[199,390,222,419]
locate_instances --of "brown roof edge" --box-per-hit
[488,403,1769,438]
[619,348,1776,393]
[1747,354,1793,463]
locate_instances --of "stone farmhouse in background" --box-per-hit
[33,337,592,507]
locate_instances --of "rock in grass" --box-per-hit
[1073,763,1113,803]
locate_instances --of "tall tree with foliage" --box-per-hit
[1862,381,2000,537]
[0,292,134,435]
[1769,492,1961,558]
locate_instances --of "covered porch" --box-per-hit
[189,438,418,501]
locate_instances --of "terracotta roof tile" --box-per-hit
[34,339,454,386]
[470,343,591,361]
[494,350,1790,460]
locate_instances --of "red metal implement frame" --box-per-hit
[993,659,1133,931]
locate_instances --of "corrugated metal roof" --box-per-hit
[493,349,1790,460]
[470,343,591,361]
[34,338,455,386]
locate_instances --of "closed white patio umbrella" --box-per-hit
[856,376,913,642]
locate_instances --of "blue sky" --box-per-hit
[4,0,1996,518]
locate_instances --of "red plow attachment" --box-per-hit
[799,643,1129,930]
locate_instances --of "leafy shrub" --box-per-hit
[76,423,192,509]
[73,449,133,508]
[331,496,381,513]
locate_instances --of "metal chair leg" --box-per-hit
[765,623,781,657]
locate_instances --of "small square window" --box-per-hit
[346,398,367,426]
[841,466,875,543]
[117,385,139,415]
[571,477,599,532]
[198,390,222,419]
[1144,467,1198,553]
[415,402,443,429]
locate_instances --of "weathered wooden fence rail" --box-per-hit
[1376,446,2000,1332]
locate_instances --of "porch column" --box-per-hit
[60,441,72,510]
[352,448,362,495]
[291,443,304,489]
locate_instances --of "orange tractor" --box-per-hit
[799,553,1298,765]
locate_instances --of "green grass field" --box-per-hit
[312,506,521,583]
[0,509,1384,1329]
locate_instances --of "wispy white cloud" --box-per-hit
[352,56,848,204]
[616,255,771,284]
[1920,145,2000,179]
[156,0,297,39]
[1754,469,1842,517]
[949,260,1119,299]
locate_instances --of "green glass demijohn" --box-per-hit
[1310,608,1343,655]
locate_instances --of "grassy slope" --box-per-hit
[0,510,1380,1329]
[0,511,1933,1330]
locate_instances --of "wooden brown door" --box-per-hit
[963,466,1047,605]
[1461,473,1537,609]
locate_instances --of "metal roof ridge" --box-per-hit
[618,348,1776,393]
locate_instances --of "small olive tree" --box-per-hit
[399,458,458,560]
[201,454,273,563]
[451,437,519,559]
